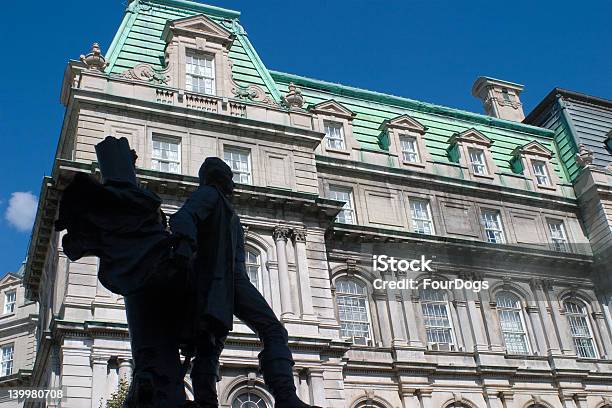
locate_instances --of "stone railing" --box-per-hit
[185,93,219,113]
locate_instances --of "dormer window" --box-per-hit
[381,114,431,171]
[400,136,420,163]
[324,121,345,150]
[447,128,498,182]
[502,88,511,102]
[468,148,487,175]
[185,51,215,95]
[532,160,550,186]
[510,141,558,192]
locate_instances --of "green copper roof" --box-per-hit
[105,0,280,102]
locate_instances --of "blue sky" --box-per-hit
[0,0,610,276]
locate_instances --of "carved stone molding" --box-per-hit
[80,43,107,71]
[228,59,275,105]
[281,82,304,109]
[292,228,307,242]
[120,63,173,85]
[575,143,594,167]
[272,226,291,241]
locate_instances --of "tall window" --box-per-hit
[245,248,261,292]
[496,292,529,354]
[532,160,550,186]
[548,220,569,252]
[400,135,420,163]
[336,278,371,344]
[0,344,13,377]
[3,291,16,314]
[420,287,454,350]
[501,88,511,102]
[324,121,345,150]
[329,186,355,224]
[482,210,505,244]
[224,147,251,184]
[409,199,434,234]
[185,51,215,95]
[151,137,181,174]
[564,300,597,358]
[231,391,269,408]
[468,148,487,175]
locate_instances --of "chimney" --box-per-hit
[472,77,525,122]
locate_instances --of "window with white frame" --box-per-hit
[0,344,13,377]
[496,291,529,354]
[151,136,181,174]
[3,291,16,314]
[336,278,371,343]
[324,121,345,150]
[400,135,420,163]
[468,148,487,175]
[548,220,569,252]
[185,51,215,95]
[409,199,434,234]
[231,391,269,408]
[329,186,355,224]
[564,300,597,358]
[224,147,252,184]
[482,210,505,244]
[245,248,261,292]
[420,287,455,349]
[532,160,550,186]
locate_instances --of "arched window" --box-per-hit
[354,401,386,408]
[496,291,530,354]
[245,247,262,291]
[445,403,470,408]
[336,278,372,344]
[564,300,597,358]
[420,287,455,350]
[231,391,269,408]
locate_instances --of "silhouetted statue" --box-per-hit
[170,158,320,408]
[55,136,190,408]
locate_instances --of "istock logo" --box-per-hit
[372,255,434,273]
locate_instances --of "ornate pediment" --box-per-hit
[379,114,426,133]
[162,14,234,46]
[512,140,553,159]
[309,100,355,119]
[0,272,21,286]
[449,128,492,147]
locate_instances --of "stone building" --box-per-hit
[18,0,612,407]
[0,263,38,408]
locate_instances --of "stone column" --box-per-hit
[91,356,108,408]
[484,391,505,408]
[373,290,392,347]
[462,274,488,352]
[118,358,133,383]
[593,311,612,359]
[403,292,424,347]
[479,287,504,352]
[453,288,472,351]
[400,389,419,407]
[418,388,434,408]
[386,273,407,346]
[548,283,574,355]
[273,226,294,319]
[309,369,327,407]
[530,278,560,355]
[291,228,316,319]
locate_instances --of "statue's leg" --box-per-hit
[233,273,321,408]
[190,330,225,408]
[125,281,187,408]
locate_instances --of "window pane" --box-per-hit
[185,51,216,95]
[410,200,433,234]
[329,187,355,224]
[224,148,252,185]
[400,136,420,163]
[324,121,345,150]
[468,148,487,175]
[336,279,370,341]
[564,301,596,358]
[151,137,181,174]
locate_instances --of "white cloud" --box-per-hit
[5,192,38,232]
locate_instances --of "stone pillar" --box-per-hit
[309,369,327,407]
[291,228,316,319]
[485,391,505,408]
[400,389,419,407]
[418,388,434,408]
[403,292,424,347]
[530,278,560,355]
[593,310,612,359]
[461,274,488,352]
[386,273,407,346]
[524,304,546,355]
[453,288,473,351]
[548,283,574,355]
[118,358,133,383]
[373,290,392,347]
[273,226,294,319]
[91,356,108,408]
[479,287,504,352]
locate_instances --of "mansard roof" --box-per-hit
[103,0,565,183]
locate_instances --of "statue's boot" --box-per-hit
[123,372,155,408]
[192,373,219,408]
[262,358,322,408]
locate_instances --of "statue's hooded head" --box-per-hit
[199,157,235,196]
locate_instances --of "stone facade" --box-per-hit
[14,1,612,408]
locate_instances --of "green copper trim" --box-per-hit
[270,70,555,138]
[233,22,282,103]
[105,0,140,72]
[150,0,240,18]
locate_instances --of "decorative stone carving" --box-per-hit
[80,43,107,71]
[281,82,304,109]
[575,143,594,167]
[292,228,307,242]
[228,60,274,105]
[272,226,291,241]
[121,63,172,85]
